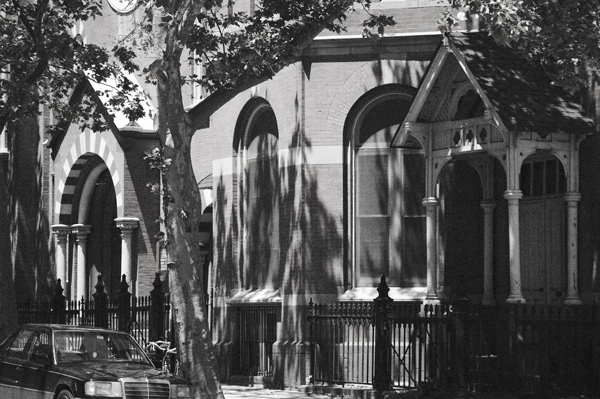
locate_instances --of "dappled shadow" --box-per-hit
[450,33,595,135]
[121,140,161,295]
[9,116,53,302]
[212,172,238,381]
[275,118,344,387]
[243,128,280,290]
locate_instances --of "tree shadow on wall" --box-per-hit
[9,116,53,307]
[211,105,345,385]
[273,119,344,387]
[212,173,238,382]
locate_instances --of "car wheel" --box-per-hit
[56,389,74,399]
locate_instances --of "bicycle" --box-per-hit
[146,339,179,375]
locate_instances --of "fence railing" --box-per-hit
[17,273,173,348]
[465,303,600,396]
[308,295,450,389]
[231,304,280,378]
[309,301,375,385]
[389,304,453,389]
[308,276,600,397]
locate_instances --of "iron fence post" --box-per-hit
[93,275,109,328]
[149,272,165,342]
[118,274,132,332]
[52,279,66,324]
[373,275,393,394]
[451,296,471,397]
[308,298,315,385]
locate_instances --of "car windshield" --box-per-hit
[54,330,150,364]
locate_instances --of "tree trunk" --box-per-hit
[155,56,223,399]
[0,123,20,339]
[0,161,18,339]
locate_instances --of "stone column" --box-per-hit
[72,224,91,301]
[423,197,439,300]
[504,190,525,304]
[51,224,71,287]
[115,217,139,285]
[480,201,497,305]
[564,192,582,305]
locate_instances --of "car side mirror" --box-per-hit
[32,352,52,366]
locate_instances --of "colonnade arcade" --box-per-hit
[51,218,139,301]
[403,117,584,304]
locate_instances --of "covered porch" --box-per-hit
[393,33,596,305]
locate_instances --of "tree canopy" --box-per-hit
[440,0,600,91]
[0,0,145,134]
[1,0,395,397]
[2,0,600,398]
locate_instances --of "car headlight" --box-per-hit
[84,381,123,397]
[171,384,191,398]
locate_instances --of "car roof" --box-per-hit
[19,324,130,334]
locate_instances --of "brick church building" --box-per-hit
[3,0,600,387]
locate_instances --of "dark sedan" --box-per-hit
[0,324,191,399]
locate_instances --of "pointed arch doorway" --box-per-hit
[58,154,122,300]
[86,167,121,298]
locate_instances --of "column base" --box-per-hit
[481,297,496,306]
[505,294,526,304]
[425,293,439,301]
[563,295,583,305]
[272,341,310,389]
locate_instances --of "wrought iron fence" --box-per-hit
[465,303,600,396]
[308,299,449,389]
[308,301,375,385]
[308,288,600,397]
[389,303,453,388]
[17,274,174,348]
[231,304,280,377]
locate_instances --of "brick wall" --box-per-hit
[121,135,162,296]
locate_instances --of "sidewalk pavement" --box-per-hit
[221,384,329,399]
[220,384,599,399]
[220,384,420,399]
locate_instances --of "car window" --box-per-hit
[25,331,52,363]
[54,330,150,364]
[4,329,34,361]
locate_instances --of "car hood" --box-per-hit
[53,361,174,381]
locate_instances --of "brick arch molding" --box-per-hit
[56,130,123,224]
[325,60,422,136]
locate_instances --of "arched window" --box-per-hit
[240,104,280,289]
[520,155,566,198]
[351,87,426,287]
[453,88,484,120]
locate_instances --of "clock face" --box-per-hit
[107,0,139,13]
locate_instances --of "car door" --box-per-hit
[0,328,35,399]
[19,329,55,399]
[0,330,19,398]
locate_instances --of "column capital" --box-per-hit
[115,217,139,231]
[422,197,439,208]
[51,224,71,238]
[480,200,497,212]
[503,190,523,201]
[564,192,582,203]
[71,224,91,238]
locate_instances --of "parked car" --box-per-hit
[0,323,191,399]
